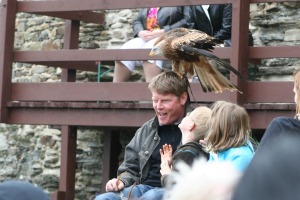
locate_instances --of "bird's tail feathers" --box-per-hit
[208,56,242,80]
[194,62,242,93]
[182,46,243,79]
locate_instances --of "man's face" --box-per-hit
[152,91,187,125]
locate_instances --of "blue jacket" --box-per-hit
[209,141,254,172]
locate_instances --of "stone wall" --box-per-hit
[1,2,300,199]
[250,2,300,81]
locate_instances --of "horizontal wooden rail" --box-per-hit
[16,0,236,12]
[13,46,300,72]
[13,48,230,61]
[10,82,294,103]
[6,102,294,128]
[16,0,300,13]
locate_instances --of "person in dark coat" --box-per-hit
[189,4,254,46]
[0,180,50,200]
[232,134,300,200]
[255,68,300,154]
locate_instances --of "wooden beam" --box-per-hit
[17,0,234,13]
[249,46,300,59]
[10,82,294,103]
[61,20,79,82]
[59,126,77,200]
[13,48,230,63]
[13,46,300,73]
[16,0,299,13]
[230,0,251,104]
[6,105,294,129]
[101,130,122,193]
[7,107,156,127]
[0,0,16,122]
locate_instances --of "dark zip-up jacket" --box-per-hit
[189,4,253,46]
[117,105,192,187]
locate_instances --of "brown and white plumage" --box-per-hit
[149,28,242,93]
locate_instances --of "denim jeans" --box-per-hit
[94,185,164,200]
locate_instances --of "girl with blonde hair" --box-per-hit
[205,101,254,172]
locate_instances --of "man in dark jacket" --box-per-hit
[95,71,191,200]
[189,4,254,46]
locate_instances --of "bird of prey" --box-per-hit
[149,28,242,93]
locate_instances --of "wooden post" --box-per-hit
[231,0,251,105]
[0,0,16,122]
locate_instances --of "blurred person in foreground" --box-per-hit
[232,134,300,200]
[256,68,300,153]
[0,180,50,200]
[163,159,241,200]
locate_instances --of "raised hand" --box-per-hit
[159,144,173,175]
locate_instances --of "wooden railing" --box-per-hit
[0,0,299,199]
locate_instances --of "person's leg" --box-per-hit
[94,185,155,200]
[113,38,146,82]
[124,184,155,199]
[113,61,132,82]
[139,187,165,200]
[143,61,162,82]
[94,191,122,200]
[143,38,162,82]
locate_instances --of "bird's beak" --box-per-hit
[149,50,155,57]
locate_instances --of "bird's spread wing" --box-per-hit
[171,29,223,52]
[149,28,242,93]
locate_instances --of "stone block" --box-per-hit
[284,29,300,41]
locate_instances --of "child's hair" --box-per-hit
[188,106,212,141]
[293,68,300,115]
[148,71,189,97]
[206,101,250,152]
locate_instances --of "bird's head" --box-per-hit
[149,41,165,57]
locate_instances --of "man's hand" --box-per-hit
[105,178,124,192]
